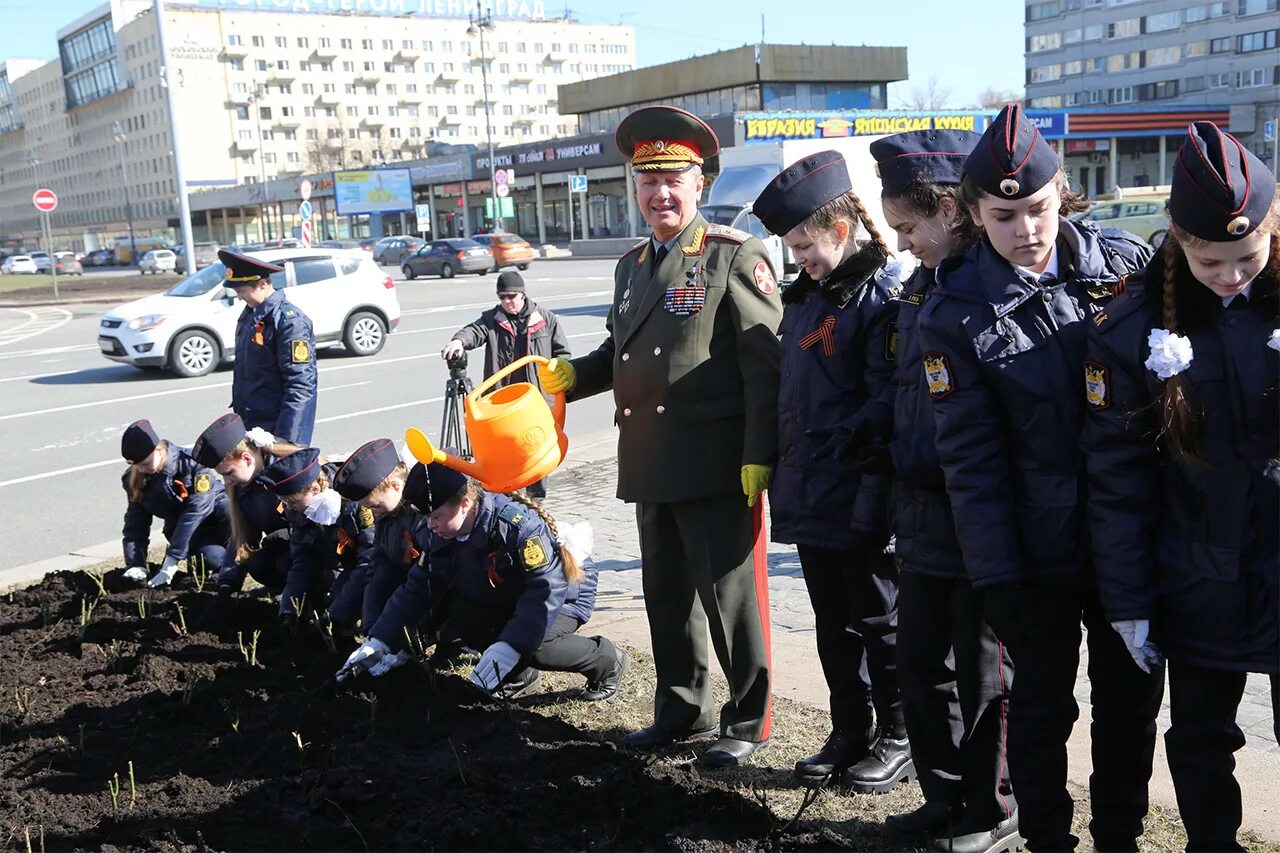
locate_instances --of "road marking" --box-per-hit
[317,395,445,423]
[567,331,607,339]
[0,308,73,348]
[397,288,611,317]
[0,457,123,488]
[0,343,98,361]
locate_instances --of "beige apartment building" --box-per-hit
[0,0,633,252]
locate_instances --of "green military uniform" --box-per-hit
[570,211,783,742]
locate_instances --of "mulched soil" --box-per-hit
[0,275,173,305]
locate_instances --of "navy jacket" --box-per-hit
[1084,255,1278,673]
[359,504,432,632]
[232,289,317,444]
[222,468,292,572]
[371,493,596,654]
[770,249,906,548]
[917,220,1151,588]
[121,440,229,566]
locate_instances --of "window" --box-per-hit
[341,38,352,48]
[346,106,358,116]
[1139,79,1180,99]
[1143,11,1181,32]
[1029,64,1062,82]
[263,152,277,164]
[1063,28,1082,44]
[1239,0,1278,14]
[1063,59,1083,75]
[319,38,330,47]
[233,104,249,120]
[382,38,393,49]
[261,129,274,140]
[1185,40,1208,57]
[1237,30,1277,52]
[274,36,286,48]
[1083,23,1104,40]
[292,258,335,286]
[252,36,264,47]
[1109,85,1136,103]
[230,58,244,70]
[1145,45,1182,66]
[255,59,268,71]
[1237,67,1270,86]
[1106,51,1141,71]
[286,151,299,163]
[1026,1,1060,20]
[302,83,314,94]
[297,37,309,47]
[1108,18,1140,38]
[1028,32,1062,52]
[259,106,271,120]
[1210,36,1233,53]
[227,34,241,46]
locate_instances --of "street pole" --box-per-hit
[251,81,272,241]
[28,151,58,297]
[112,121,138,267]
[469,11,501,232]
[153,0,195,268]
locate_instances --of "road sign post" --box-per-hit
[298,180,313,248]
[32,189,59,298]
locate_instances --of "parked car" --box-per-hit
[54,252,84,276]
[401,239,494,279]
[319,239,364,250]
[373,235,427,266]
[1,255,38,275]
[174,242,221,274]
[1070,197,1168,248]
[470,233,536,271]
[357,238,378,253]
[84,248,115,267]
[29,251,52,273]
[138,249,178,274]
[98,248,401,377]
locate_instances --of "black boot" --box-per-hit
[492,667,541,700]
[932,811,1022,853]
[885,800,962,842]
[793,729,867,786]
[842,725,914,793]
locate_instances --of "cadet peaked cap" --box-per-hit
[616,105,719,173]
[752,150,852,237]
[191,412,246,468]
[1170,121,1276,242]
[496,270,526,293]
[219,249,283,287]
[403,461,468,514]
[259,447,322,496]
[871,129,982,192]
[332,438,400,501]
[963,104,1060,200]
[121,419,161,463]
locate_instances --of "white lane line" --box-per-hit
[0,343,98,361]
[0,308,73,348]
[567,331,607,339]
[316,395,445,424]
[397,288,611,317]
[0,457,123,488]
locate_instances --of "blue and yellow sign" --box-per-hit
[743,112,989,142]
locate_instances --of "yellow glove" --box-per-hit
[538,357,577,394]
[740,464,772,508]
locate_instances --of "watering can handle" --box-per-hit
[469,355,566,429]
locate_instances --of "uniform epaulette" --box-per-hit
[497,501,526,528]
[705,223,750,243]
[621,239,648,258]
[282,306,298,319]
[1092,284,1148,333]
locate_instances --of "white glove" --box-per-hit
[1111,619,1162,674]
[469,641,522,693]
[147,556,181,588]
[367,649,413,677]
[336,637,391,681]
[123,566,148,584]
[245,427,276,448]
[303,488,342,525]
[556,521,594,565]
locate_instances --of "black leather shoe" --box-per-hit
[580,648,630,702]
[699,736,767,767]
[492,667,541,700]
[932,812,1022,853]
[622,722,718,750]
[793,729,867,785]
[841,728,914,793]
[885,800,962,842]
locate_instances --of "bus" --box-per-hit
[114,235,171,266]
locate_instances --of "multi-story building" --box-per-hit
[0,0,633,251]
[1024,0,1279,176]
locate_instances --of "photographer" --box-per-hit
[441,270,569,497]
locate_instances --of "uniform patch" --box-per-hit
[291,339,311,363]
[1084,361,1110,410]
[357,506,375,529]
[922,352,955,398]
[886,322,899,361]
[194,473,212,493]
[1093,311,1108,327]
[664,284,707,315]
[282,307,297,318]
[753,261,777,295]
[682,225,706,256]
[521,534,549,570]
[897,292,925,306]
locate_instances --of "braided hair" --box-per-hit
[1158,235,1201,462]
[800,189,893,258]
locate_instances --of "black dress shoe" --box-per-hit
[884,800,962,841]
[932,811,1022,853]
[699,736,767,767]
[793,729,867,785]
[492,667,541,700]
[841,727,915,793]
[580,648,629,702]
[622,722,718,750]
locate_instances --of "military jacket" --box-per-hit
[232,288,317,445]
[221,467,292,572]
[121,439,229,566]
[1084,256,1278,673]
[361,505,432,632]
[917,220,1150,588]
[570,214,783,503]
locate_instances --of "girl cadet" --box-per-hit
[916,104,1158,853]
[191,413,300,601]
[1084,122,1278,853]
[865,129,1018,853]
[119,419,230,588]
[258,446,377,631]
[751,151,911,793]
[338,460,629,704]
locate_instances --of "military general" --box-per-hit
[539,106,783,767]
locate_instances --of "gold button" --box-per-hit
[623,407,632,416]
[656,405,666,414]
[621,352,630,361]
[653,347,662,356]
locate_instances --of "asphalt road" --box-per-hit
[0,258,623,570]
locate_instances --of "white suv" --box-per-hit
[98,248,401,377]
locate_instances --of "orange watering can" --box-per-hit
[405,354,569,494]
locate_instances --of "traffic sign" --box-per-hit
[299,178,313,201]
[569,174,588,193]
[1266,120,1276,143]
[494,169,509,185]
[299,200,313,220]
[300,219,313,248]
[32,188,58,213]
[496,183,510,198]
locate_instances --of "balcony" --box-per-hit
[362,115,387,127]
[396,45,420,60]
[513,116,534,126]
[325,138,344,149]
[267,68,297,83]
[274,116,302,128]
[436,68,462,83]
[355,70,382,84]
[223,43,250,58]
[316,91,341,105]
[234,138,259,152]
[398,93,422,104]
[508,69,535,83]
[439,114,462,126]
[312,45,338,60]
[229,91,252,105]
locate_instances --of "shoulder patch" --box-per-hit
[1084,361,1110,410]
[753,260,777,295]
[194,473,212,493]
[705,223,749,243]
[282,307,298,318]
[886,322,899,361]
[358,506,376,529]
[291,339,311,363]
[521,534,549,570]
[897,291,926,306]
[497,502,525,526]
[922,351,955,398]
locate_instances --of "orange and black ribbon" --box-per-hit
[252,320,265,346]
[487,552,503,587]
[335,528,355,556]
[402,530,421,564]
[172,479,188,500]
[798,316,837,357]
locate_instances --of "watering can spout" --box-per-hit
[404,427,485,480]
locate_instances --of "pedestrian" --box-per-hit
[339,461,630,702]
[119,419,230,589]
[539,105,782,767]
[916,104,1159,853]
[221,249,318,445]
[867,129,1019,851]
[441,269,570,498]
[749,151,910,791]
[191,413,300,602]
[331,438,433,636]
[1084,121,1278,853]
[258,446,377,631]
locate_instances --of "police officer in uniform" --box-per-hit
[540,106,782,767]
[221,249,318,445]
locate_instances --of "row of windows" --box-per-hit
[1028,5,1273,52]
[65,62,121,110]
[1027,0,1273,21]
[60,19,116,75]
[227,34,628,55]
[1028,66,1276,106]
[225,56,629,78]
[1029,31,1277,82]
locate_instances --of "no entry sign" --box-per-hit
[32,188,58,213]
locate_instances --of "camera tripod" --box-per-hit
[441,364,474,461]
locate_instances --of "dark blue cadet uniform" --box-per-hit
[214,464,292,593]
[122,439,229,570]
[232,288,317,445]
[360,505,431,633]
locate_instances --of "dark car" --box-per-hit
[85,248,115,267]
[401,239,493,279]
[53,252,84,276]
[373,235,426,266]
[319,239,364,250]
[357,238,378,254]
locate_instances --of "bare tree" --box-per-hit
[896,75,954,111]
[975,88,1025,109]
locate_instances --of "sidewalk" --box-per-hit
[541,446,1280,843]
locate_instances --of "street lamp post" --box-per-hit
[112,121,138,267]
[467,10,502,232]
[250,81,273,241]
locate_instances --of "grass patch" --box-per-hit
[0,273,178,301]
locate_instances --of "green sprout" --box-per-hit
[237,629,260,666]
[107,772,120,812]
[87,569,106,597]
[137,591,148,619]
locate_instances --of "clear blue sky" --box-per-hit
[1,0,1026,108]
